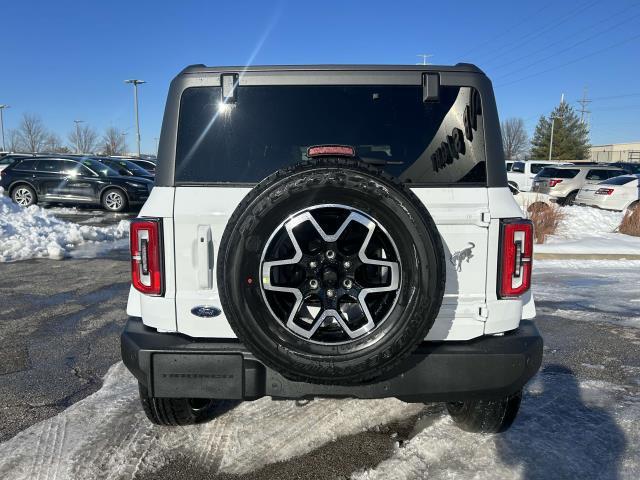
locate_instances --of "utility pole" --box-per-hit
[577,86,591,125]
[548,93,564,161]
[0,105,9,151]
[416,54,434,65]
[124,79,146,157]
[73,120,85,153]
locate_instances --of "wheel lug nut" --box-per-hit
[309,279,319,289]
[326,289,335,298]
[343,279,353,289]
[326,250,336,260]
[343,261,351,269]
[309,261,317,268]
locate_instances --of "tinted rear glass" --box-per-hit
[13,159,38,171]
[586,169,623,180]
[175,85,487,184]
[537,167,580,179]
[601,175,636,185]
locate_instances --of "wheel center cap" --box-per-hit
[321,266,338,287]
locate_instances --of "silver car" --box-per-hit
[531,165,626,205]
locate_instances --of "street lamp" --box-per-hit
[0,105,9,152]
[124,79,146,157]
[73,120,84,153]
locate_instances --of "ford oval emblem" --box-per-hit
[191,305,222,318]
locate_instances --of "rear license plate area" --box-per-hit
[152,353,243,398]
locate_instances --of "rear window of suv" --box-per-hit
[537,167,580,179]
[175,85,487,185]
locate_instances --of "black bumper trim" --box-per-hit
[121,317,543,402]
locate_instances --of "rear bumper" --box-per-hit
[121,317,543,402]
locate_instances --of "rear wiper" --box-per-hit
[359,156,404,166]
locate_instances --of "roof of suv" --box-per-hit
[179,63,485,75]
[547,164,624,170]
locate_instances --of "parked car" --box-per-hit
[111,157,157,174]
[0,156,153,212]
[97,157,154,180]
[575,174,640,212]
[532,165,626,205]
[608,162,640,175]
[121,63,542,434]
[0,153,40,172]
[507,160,563,192]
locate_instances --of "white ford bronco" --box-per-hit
[122,64,542,433]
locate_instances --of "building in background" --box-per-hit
[590,142,640,163]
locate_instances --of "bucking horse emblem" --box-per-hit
[450,242,475,272]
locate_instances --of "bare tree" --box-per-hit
[7,129,23,152]
[15,113,48,152]
[68,124,98,154]
[501,117,528,160]
[101,127,127,156]
[43,133,70,153]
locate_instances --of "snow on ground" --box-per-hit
[535,205,640,255]
[0,190,129,261]
[533,260,640,329]
[0,362,637,480]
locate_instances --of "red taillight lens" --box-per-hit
[130,218,164,296]
[307,145,355,158]
[548,179,563,187]
[595,188,614,195]
[499,219,533,298]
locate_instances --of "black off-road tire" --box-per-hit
[446,390,523,433]
[138,383,218,426]
[217,159,446,385]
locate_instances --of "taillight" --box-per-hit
[499,219,533,298]
[130,218,164,296]
[595,188,614,195]
[548,179,563,187]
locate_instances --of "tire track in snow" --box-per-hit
[0,362,423,479]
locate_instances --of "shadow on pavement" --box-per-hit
[496,364,626,480]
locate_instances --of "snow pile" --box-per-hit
[0,363,637,479]
[536,205,640,255]
[0,190,130,261]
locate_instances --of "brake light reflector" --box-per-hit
[548,179,563,187]
[499,219,533,298]
[595,188,614,195]
[130,218,164,296]
[307,145,355,158]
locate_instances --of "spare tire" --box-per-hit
[217,159,445,385]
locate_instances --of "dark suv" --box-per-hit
[0,156,153,212]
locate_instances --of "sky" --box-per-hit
[2,0,639,154]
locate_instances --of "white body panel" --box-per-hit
[576,178,639,211]
[507,161,560,192]
[127,186,534,341]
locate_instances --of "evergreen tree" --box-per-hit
[530,100,590,160]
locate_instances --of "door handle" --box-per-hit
[197,225,213,289]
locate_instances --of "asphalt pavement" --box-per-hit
[0,228,639,478]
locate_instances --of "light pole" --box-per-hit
[0,104,9,152]
[124,79,146,157]
[548,93,564,161]
[73,120,84,153]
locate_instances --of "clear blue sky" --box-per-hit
[2,0,639,154]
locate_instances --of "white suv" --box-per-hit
[507,160,564,192]
[121,64,542,434]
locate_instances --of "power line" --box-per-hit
[473,0,601,64]
[494,10,640,81]
[488,2,640,72]
[460,1,555,58]
[495,31,640,88]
